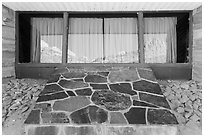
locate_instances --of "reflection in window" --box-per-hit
[144,17,177,63]
[31,18,63,63]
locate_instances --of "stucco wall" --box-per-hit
[2,5,15,78]
[192,6,202,82]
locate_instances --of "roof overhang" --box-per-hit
[2,2,202,12]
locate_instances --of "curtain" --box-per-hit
[104,18,138,63]
[68,18,103,63]
[31,18,63,63]
[144,17,177,63]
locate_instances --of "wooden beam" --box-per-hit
[138,12,145,63]
[62,12,69,64]
[188,11,193,64]
[15,12,19,64]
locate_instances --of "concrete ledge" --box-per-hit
[25,124,178,135]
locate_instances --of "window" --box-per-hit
[68,17,138,63]
[31,18,63,63]
[18,12,190,64]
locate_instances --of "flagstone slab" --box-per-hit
[147,109,178,124]
[75,88,93,96]
[66,90,76,96]
[70,105,108,124]
[137,68,157,81]
[90,83,109,89]
[53,67,69,75]
[62,72,86,79]
[91,90,131,111]
[24,109,40,124]
[108,70,139,83]
[97,72,110,77]
[41,112,69,124]
[64,126,96,135]
[58,79,89,89]
[47,74,61,83]
[34,103,52,112]
[124,107,146,124]
[109,83,137,95]
[39,84,64,95]
[110,112,128,124]
[27,126,59,135]
[53,96,91,112]
[37,92,68,102]
[133,80,162,95]
[133,100,159,108]
[85,75,107,83]
[139,93,170,109]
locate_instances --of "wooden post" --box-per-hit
[62,12,69,64]
[188,11,193,64]
[138,12,145,63]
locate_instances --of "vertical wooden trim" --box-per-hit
[188,11,193,64]
[102,18,105,63]
[15,12,19,64]
[62,12,69,64]
[138,12,145,63]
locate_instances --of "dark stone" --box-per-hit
[109,83,137,96]
[24,109,40,124]
[70,105,108,124]
[108,69,139,83]
[66,90,76,96]
[39,84,64,95]
[124,107,146,124]
[53,96,91,112]
[97,72,110,77]
[75,88,93,96]
[84,75,107,83]
[51,112,70,123]
[133,80,163,95]
[90,84,109,89]
[147,109,178,124]
[110,112,128,124]
[137,68,157,81]
[58,79,88,89]
[37,92,68,102]
[91,90,131,111]
[47,74,61,83]
[64,126,96,135]
[139,93,170,109]
[34,103,52,112]
[28,126,59,135]
[62,72,86,79]
[133,100,158,108]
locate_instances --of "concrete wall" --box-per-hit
[192,6,202,82]
[2,5,15,78]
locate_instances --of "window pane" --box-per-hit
[144,17,177,63]
[31,18,63,63]
[104,18,139,63]
[68,18,103,63]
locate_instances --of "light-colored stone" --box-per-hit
[177,107,185,113]
[190,114,200,122]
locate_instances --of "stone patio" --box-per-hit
[24,66,178,135]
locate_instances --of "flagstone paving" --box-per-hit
[24,66,178,135]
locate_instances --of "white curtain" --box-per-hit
[144,17,177,63]
[104,18,138,63]
[68,18,103,63]
[31,18,63,63]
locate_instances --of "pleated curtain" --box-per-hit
[104,18,138,63]
[68,18,103,63]
[31,18,63,63]
[144,17,177,63]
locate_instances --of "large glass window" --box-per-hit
[31,18,63,63]
[67,17,138,63]
[144,17,177,63]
